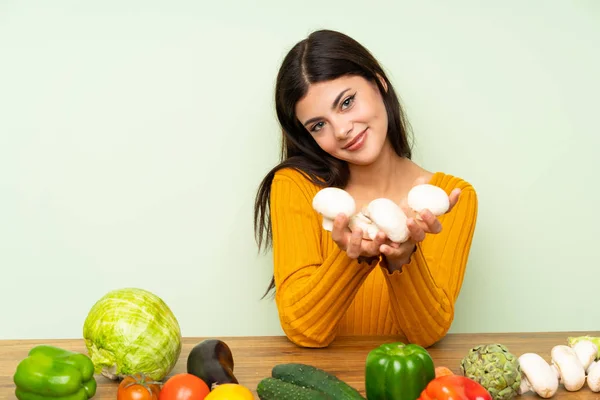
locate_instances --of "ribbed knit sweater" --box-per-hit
[269,167,478,348]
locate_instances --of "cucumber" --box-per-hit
[257,377,333,400]
[272,363,365,400]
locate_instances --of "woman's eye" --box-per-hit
[341,94,356,110]
[311,121,325,132]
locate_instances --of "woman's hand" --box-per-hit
[329,178,462,268]
[330,213,390,260]
[380,178,462,270]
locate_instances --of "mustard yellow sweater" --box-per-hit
[269,167,478,348]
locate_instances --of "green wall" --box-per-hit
[1,0,598,340]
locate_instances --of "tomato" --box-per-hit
[159,373,210,400]
[204,384,254,400]
[117,374,161,400]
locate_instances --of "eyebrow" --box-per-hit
[302,88,351,127]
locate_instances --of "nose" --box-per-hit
[333,117,353,140]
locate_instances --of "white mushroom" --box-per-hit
[517,353,559,398]
[570,340,597,371]
[587,361,600,392]
[362,198,410,243]
[407,184,450,216]
[348,212,379,240]
[567,335,600,359]
[312,188,356,231]
[550,345,586,391]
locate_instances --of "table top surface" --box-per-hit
[1,331,599,399]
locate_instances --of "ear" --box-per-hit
[376,73,388,93]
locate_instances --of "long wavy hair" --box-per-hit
[254,29,414,298]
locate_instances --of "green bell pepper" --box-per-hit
[13,345,97,400]
[365,342,436,400]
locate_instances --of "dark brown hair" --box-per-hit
[254,29,413,297]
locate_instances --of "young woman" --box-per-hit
[253,29,478,348]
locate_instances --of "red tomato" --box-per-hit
[159,373,210,400]
[117,374,161,400]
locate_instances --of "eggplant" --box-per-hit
[186,339,238,389]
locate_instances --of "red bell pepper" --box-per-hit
[419,375,492,400]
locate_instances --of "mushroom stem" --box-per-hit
[587,361,600,392]
[348,212,379,240]
[550,345,586,391]
[321,217,335,231]
[518,376,533,396]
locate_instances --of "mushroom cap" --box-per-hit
[312,188,356,219]
[407,184,450,216]
[518,353,559,398]
[571,339,598,370]
[364,198,409,243]
[587,361,600,392]
[551,345,586,391]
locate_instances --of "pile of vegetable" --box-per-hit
[9,285,600,400]
[255,342,492,400]
[111,337,253,400]
[459,336,600,399]
[11,288,255,400]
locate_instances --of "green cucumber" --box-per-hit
[257,377,332,400]
[272,363,365,400]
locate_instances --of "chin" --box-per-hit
[344,149,380,166]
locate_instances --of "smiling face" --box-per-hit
[295,75,390,166]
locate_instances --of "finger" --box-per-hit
[447,188,461,212]
[379,244,398,257]
[331,213,350,246]
[419,209,442,234]
[366,231,387,255]
[407,217,427,242]
[346,228,363,259]
[398,198,416,220]
[380,241,412,260]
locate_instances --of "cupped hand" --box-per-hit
[399,176,461,240]
[381,177,462,268]
[330,213,390,259]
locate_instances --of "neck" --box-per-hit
[347,141,404,196]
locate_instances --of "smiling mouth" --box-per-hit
[343,129,367,149]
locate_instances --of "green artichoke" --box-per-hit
[459,344,521,400]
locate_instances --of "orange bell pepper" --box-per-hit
[435,366,454,377]
[419,375,492,400]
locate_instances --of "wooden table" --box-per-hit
[1,332,599,399]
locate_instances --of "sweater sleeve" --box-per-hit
[382,176,478,347]
[270,169,377,348]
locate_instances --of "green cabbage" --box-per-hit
[83,287,182,381]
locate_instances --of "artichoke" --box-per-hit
[460,344,521,400]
